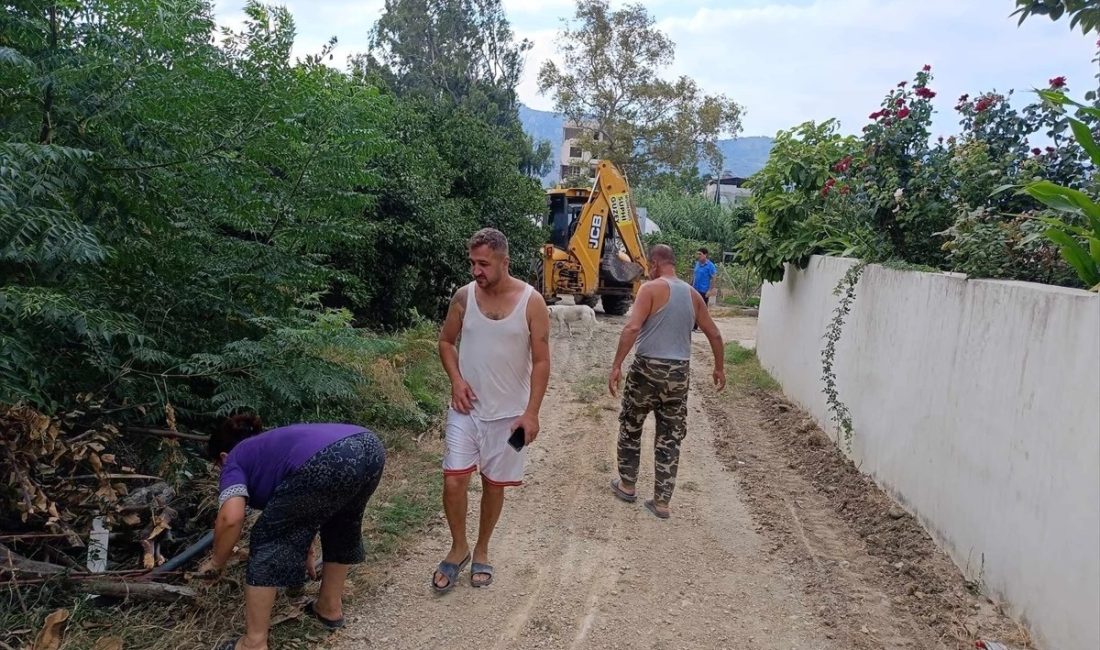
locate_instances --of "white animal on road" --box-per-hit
[548,304,597,339]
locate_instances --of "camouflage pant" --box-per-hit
[617,355,690,505]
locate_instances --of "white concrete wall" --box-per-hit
[757,255,1100,650]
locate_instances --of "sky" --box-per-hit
[212,0,1099,139]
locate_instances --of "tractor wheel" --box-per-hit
[577,295,599,308]
[601,295,632,316]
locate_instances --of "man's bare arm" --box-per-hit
[525,294,551,417]
[439,285,477,411]
[512,293,551,443]
[438,286,465,380]
[692,289,726,389]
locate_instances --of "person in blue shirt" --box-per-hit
[691,248,718,331]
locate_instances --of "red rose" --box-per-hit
[922,64,931,72]
[916,87,936,99]
[869,110,883,120]
[1049,76,1067,89]
[898,107,911,119]
[1031,148,1042,156]
[975,97,994,112]
[1046,146,1055,153]
[896,98,905,106]
[897,81,907,88]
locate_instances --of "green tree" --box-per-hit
[360,0,552,178]
[0,0,546,419]
[1011,0,1100,33]
[537,0,743,183]
[364,0,528,124]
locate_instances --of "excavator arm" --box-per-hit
[540,161,649,301]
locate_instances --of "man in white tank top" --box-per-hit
[608,244,725,519]
[432,228,551,592]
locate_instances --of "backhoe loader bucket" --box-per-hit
[603,250,643,283]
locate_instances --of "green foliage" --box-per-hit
[724,342,754,365]
[1011,0,1100,34]
[735,120,877,282]
[723,342,779,391]
[716,263,762,307]
[364,0,529,126]
[1014,92,1100,289]
[635,187,751,253]
[736,65,1098,289]
[537,0,743,183]
[821,262,866,452]
[0,0,540,428]
[359,0,550,180]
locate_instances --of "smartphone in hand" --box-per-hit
[508,427,525,451]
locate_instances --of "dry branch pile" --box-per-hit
[1,401,215,601]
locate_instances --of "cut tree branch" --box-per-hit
[126,426,209,442]
[80,579,197,602]
[1,543,66,578]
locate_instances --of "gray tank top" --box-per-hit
[636,277,694,361]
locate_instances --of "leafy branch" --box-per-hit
[821,261,866,452]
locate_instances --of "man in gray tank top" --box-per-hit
[608,244,725,519]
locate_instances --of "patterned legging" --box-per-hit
[246,432,386,587]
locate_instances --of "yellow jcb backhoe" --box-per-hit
[532,161,649,315]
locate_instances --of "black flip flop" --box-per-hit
[644,499,670,519]
[610,478,637,503]
[470,562,494,588]
[305,600,345,629]
[431,552,471,593]
[217,638,240,650]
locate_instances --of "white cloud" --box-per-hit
[646,0,1096,136]
[516,28,563,111]
[213,0,1098,139]
[504,0,573,18]
[212,0,382,66]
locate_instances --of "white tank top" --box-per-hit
[458,281,533,421]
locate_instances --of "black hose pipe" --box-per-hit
[151,530,214,575]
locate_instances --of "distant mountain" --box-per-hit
[518,104,774,187]
[712,136,774,179]
[518,105,566,186]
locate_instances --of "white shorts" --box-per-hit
[443,410,526,487]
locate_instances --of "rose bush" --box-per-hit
[739,61,1099,289]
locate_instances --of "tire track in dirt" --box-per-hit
[699,319,1034,650]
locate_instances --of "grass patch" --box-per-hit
[571,373,608,404]
[363,444,443,562]
[724,342,780,391]
[720,294,760,308]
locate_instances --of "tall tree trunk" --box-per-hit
[38,3,58,144]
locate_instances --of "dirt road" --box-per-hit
[332,313,1030,650]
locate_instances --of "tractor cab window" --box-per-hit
[546,192,590,249]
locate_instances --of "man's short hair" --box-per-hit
[648,244,675,265]
[468,228,509,256]
[697,247,709,255]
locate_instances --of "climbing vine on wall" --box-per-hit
[821,262,867,451]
